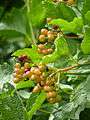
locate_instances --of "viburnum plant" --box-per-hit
[0,0,90,120]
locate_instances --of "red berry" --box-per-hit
[18,55,28,62]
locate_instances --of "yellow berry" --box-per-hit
[39,35,46,42]
[15,63,21,68]
[47,91,57,98]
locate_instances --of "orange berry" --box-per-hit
[39,35,46,42]
[41,29,48,36]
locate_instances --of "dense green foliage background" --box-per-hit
[0,0,90,120]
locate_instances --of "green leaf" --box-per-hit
[28,91,46,120]
[42,35,69,63]
[60,84,73,94]
[81,27,90,54]
[53,75,90,120]
[29,0,46,27]
[82,0,90,15]
[44,1,76,21]
[0,63,13,89]
[85,11,90,26]
[12,47,43,63]
[50,17,83,34]
[16,80,35,90]
[0,83,27,120]
[0,8,27,38]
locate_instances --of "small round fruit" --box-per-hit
[32,85,41,93]
[38,64,45,71]
[15,63,21,68]
[47,91,57,98]
[48,98,56,103]
[13,78,20,83]
[41,49,48,55]
[47,48,53,53]
[33,68,41,75]
[39,35,46,42]
[24,62,30,69]
[20,67,25,73]
[14,68,20,74]
[30,74,36,80]
[44,85,53,92]
[38,44,45,49]
[48,34,55,42]
[41,29,48,36]
[40,81,45,86]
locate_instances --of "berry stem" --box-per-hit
[48,61,90,78]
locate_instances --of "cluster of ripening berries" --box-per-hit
[13,55,45,84]
[37,18,59,55]
[13,55,61,103]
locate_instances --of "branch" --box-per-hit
[48,61,90,78]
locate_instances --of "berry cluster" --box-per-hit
[13,55,45,84]
[13,55,61,103]
[38,28,57,43]
[37,44,53,55]
[37,18,59,55]
[13,18,62,103]
[33,76,61,103]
